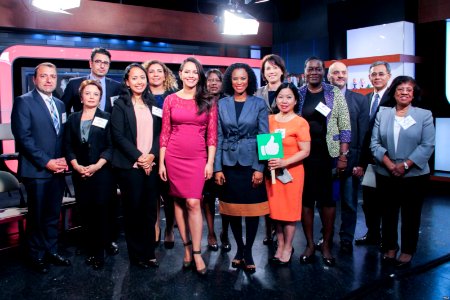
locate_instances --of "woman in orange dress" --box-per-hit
[266,83,311,265]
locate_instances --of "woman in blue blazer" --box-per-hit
[214,63,269,273]
[65,80,114,270]
[371,76,435,268]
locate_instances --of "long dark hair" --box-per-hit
[120,63,155,107]
[222,63,258,96]
[387,75,421,106]
[179,57,213,115]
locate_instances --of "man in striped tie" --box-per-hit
[11,62,70,274]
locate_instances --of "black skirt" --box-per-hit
[220,164,269,217]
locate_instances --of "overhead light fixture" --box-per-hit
[222,6,259,35]
[254,0,270,3]
[31,0,81,14]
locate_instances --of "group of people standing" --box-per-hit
[10,47,435,275]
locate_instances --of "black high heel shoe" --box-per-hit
[299,246,316,264]
[220,232,231,252]
[193,250,207,276]
[207,233,219,251]
[276,248,294,266]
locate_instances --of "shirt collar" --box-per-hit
[36,89,53,102]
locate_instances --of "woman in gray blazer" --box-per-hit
[214,63,269,273]
[371,76,435,269]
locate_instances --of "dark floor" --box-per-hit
[0,181,449,300]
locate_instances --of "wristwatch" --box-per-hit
[403,161,409,170]
[340,150,349,156]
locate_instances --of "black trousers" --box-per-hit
[117,168,158,261]
[377,174,428,254]
[73,167,114,259]
[23,176,65,260]
[361,185,382,238]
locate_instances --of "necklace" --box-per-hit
[307,85,323,93]
[276,112,296,122]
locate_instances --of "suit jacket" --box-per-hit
[360,91,395,168]
[64,108,113,166]
[370,106,435,177]
[61,76,121,114]
[11,89,66,179]
[344,89,369,173]
[111,97,161,169]
[214,95,269,173]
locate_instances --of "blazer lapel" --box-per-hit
[386,108,396,159]
[223,97,237,129]
[125,103,138,141]
[33,90,57,134]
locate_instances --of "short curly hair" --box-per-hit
[222,63,257,96]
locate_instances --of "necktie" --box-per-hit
[47,97,60,134]
[370,93,380,119]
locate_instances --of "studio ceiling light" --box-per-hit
[31,0,81,14]
[222,9,259,35]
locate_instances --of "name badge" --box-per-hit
[110,95,119,107]
[61,112,67,124]
[315,102,331,117]
[400,115,416,130]
[152,106,163,118]
[92,117,108,128]
[274,128,286,139]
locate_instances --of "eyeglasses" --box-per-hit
[370,72,388,77]
[93,60,110,66]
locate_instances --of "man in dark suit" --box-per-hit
[11,62,71,273]
[61,47,121,255]
[61,47,121,114]
[327,61,369,253]
[355,61,394,246]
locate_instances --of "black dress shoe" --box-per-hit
[106,242,119,256]
[46,254,71,266]
[355,233,380,246]
[382,255,397,265]
[29,259,50,274]
[339,240,353,254]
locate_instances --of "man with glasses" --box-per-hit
[61,48,121,256]
[62,47,121,114]
[355,61,393,246]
